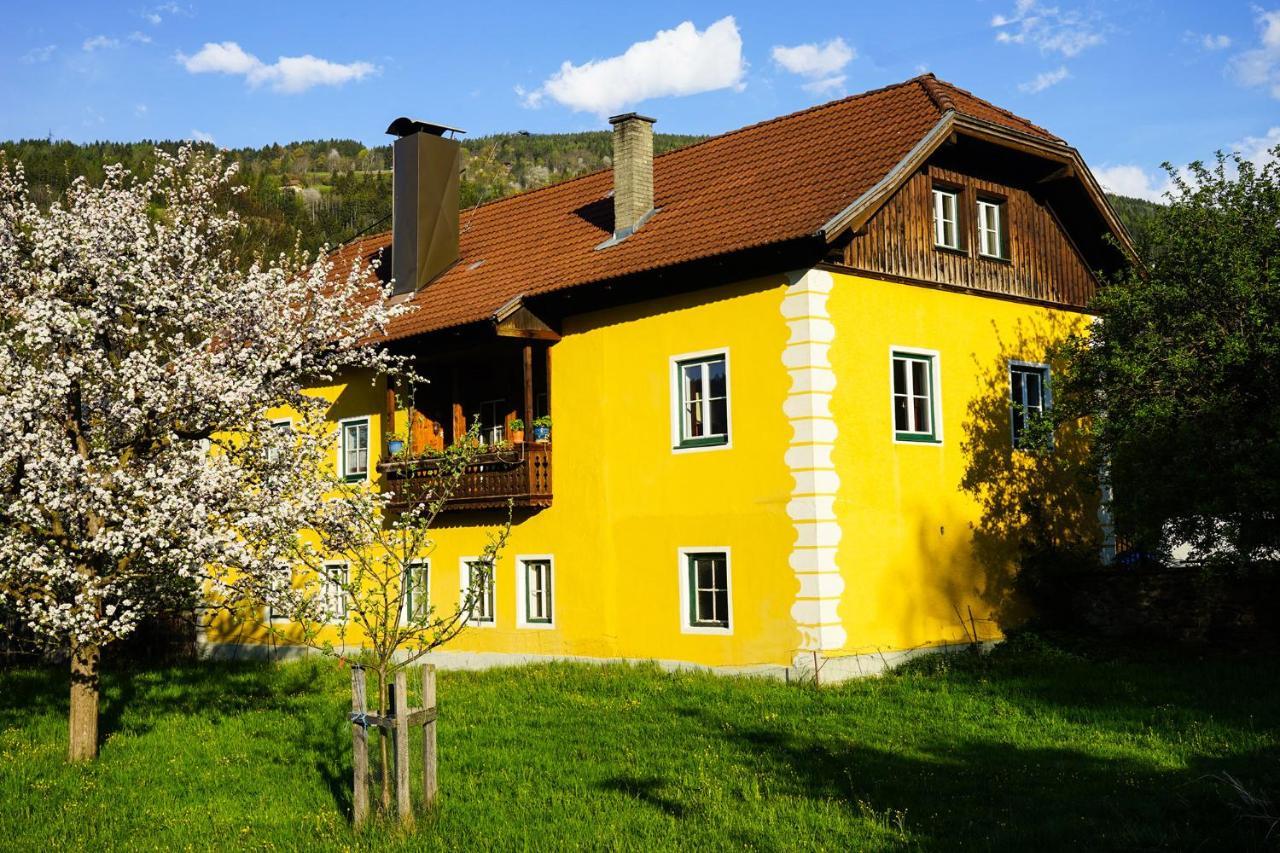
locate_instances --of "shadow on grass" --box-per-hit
[691,710,1280,849]
[600,774,689,819]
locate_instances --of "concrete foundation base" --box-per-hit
[197,639,995,684]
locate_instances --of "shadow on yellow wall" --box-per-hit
[956,315,1101,632]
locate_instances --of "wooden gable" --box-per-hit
[839,163,1099,309]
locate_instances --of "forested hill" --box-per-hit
[0,134,1160,262]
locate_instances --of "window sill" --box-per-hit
[934,244,968,257]
[342,474,368,483]
[682,622,732,635]
[674,437,729,451]
[978,252,1011,264]
[894,433,942,445]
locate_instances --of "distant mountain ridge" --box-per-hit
[0,134,1161,265]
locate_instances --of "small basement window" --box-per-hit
[683,550,731,632]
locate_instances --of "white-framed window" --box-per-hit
[266,418,292,464]
[1010,362,1052,448]
[459,557,495,627]
[977,198,1007,259]
[671,349,730,451]
[338,417,370,482]
[265,565,293,624]
[322,562,349,622]
[933,187,961,249]
[891,348,942,444]
[476,399,506,446]
[678,548,732,635]
[516,555,554,628]
[401,560,429,624]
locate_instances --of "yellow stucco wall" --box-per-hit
[208,266,1096,669]
[824,270,1095,657]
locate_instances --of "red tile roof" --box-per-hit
[330,75,1063,342]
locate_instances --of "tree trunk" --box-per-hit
[68,638,100,762]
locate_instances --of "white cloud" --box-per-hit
[21,45,56,64]
[1229,8,1280,99]
[135,103,148,117]
[1094,126,1280,202]
[521,17,746,116]
[178,41,378,94]
[144,3,185,25]
[82,35,121,52]
[771,37,855,96]
[992,0,1104,57]
[1202,33,1232,50]
[190,129,215,144]
[129,31,152,44]
[1018,65,1070,93]
[1094,164,1172,202]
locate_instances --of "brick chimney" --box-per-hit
[608,112,656,240]
[386,117,464,295]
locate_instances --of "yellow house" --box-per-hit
[204,75,1135,680]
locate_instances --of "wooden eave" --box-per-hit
[817,110,1142,269]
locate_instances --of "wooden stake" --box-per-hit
[350,667,369,827]
[422,665,438,809]
[393,670,412,825]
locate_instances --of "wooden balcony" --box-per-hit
[378,442,552,512]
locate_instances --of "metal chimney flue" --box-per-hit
[387,117,464,295]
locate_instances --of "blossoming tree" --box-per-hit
[0,147,406,760]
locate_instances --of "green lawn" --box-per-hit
[1,636,1277,851]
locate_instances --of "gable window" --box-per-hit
[322,562,349,622]
[892,350,941,443]
[461,558,495,626]
[680,549,731,633]
[1010,363,1051,448]
[401,560,429,624]
[520,557,553,626]
[673,351,730,450]
[339,418,369,482]
[932,187,961,250]
[977,198,1007,259]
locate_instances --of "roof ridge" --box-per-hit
[434,75,939,221]
[927,76,1061,141]
[916,73,956,114]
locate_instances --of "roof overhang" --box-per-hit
[816,110,1141,268]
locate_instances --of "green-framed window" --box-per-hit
[523,558,553,625]
[340,418,369,481]
[464,559,495,624]
[401,560,429,624]
[686,551,729,629]
[1010,363,1051,448]
[675,353,729,449]
[892,351,940,443]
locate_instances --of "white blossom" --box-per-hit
[0,146,410,653]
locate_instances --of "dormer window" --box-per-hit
[977,198,1007,259]
[932,187,961,250]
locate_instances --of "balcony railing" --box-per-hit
[378,442,552,512]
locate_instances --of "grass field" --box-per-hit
[1,635,1277,851]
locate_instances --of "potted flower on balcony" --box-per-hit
[532,416,552,443]
[385,430,408,457]
[508,418,525,444]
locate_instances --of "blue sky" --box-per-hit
[2,1,1278,200]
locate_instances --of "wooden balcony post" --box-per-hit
[522,344,534,437]
[450,364,464,444]
[385,375,397,447]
